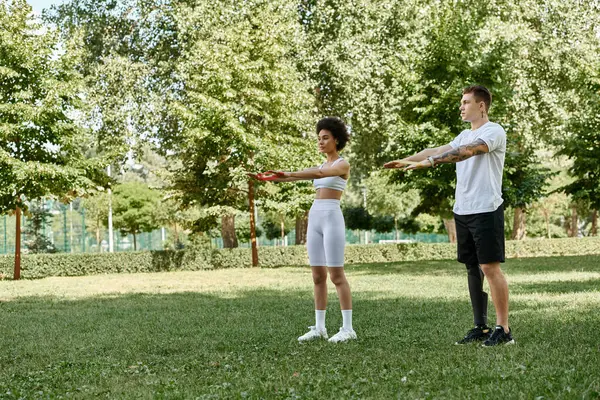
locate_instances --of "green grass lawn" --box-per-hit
[1,255,599,399]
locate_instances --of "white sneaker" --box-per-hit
[298,326,328,342]
[328,327,357,343]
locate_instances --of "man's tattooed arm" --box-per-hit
[431,139,489,165]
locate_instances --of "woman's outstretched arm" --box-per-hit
[275,160,349,180]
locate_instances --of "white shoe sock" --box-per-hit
[315,310,326,331]
[341,309,352,330]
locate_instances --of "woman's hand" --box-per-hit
[247,171,290,182]
[265,170,290,178]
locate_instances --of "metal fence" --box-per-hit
[1,207,167,255]
[214,229,449,249]
[2,200,449,254]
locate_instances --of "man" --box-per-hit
[384,85,514,346]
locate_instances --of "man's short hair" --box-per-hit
[463,85,492,112]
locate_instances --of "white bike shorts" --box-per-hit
[307,199,345,267]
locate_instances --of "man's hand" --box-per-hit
[404,159,433,170]
[383,159,419,169]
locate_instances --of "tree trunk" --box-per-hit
[133,232,137,251]
[591,210,598,236]
[96,225,101,252]
[394,216,399,241]
[173,222,180,248]
[443,218,457,243]
[248,180,258,266]
[14,206,21,280]
[570,205,578,237]
[221,214,238,248]
[541,209,550,239]
[295,211,308,245]
[511,207,527,240]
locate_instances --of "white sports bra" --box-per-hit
[313,158,348,192]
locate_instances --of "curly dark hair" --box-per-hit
[316,117,350,151]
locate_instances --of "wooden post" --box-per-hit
[14,206,21,280]
[248,180,259,267]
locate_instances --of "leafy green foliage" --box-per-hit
[233,212,263,243]
[258,181,315,227]
[81,191,109,249]
[32,0,600,243]
[23,200,57,254]
[558,88,600,210]
[260,213,293,241]
[343,206,372,231]
[370,215,394,233]
[299,0,599,231]
[364,170,421,234]
[503,151,557,209]
[0,0,108,214]
[48,0,172,168]
[159,0,317,218]
[112,182,161,249]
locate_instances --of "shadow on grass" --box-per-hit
[1,284,600,399]
[512,278,600,295]
[503,255,600,274]
[345,259,459,275]
[346,254,600,277]
[3,252,600,396]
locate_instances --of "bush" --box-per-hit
[1,237,599,279]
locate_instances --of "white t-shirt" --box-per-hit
[449,121,506,215]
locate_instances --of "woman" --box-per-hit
[251,117,356,343]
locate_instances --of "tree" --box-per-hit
[364,170,420,240]
[47,0,175,160]
[112,182,160,250]
[259,180,316,245]
[23,200,57,254]
[154,196,203,249]
[261,211,293,244]
[492,0,600,239]
[48,0,171,258]
[558,84,600,231]
[0,0,107,278]
[234,212,263,244]
[346,0,584,240]
[527,192,571,239]
[81,192,109,251]
[158,0,316,256]
[502,149,556,239]
[536,1,600,237]
[343,206,371,232]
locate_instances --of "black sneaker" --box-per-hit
[482,326,515,347]
[455,325,492,345]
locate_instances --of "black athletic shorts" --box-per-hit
[454,204,505,265]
